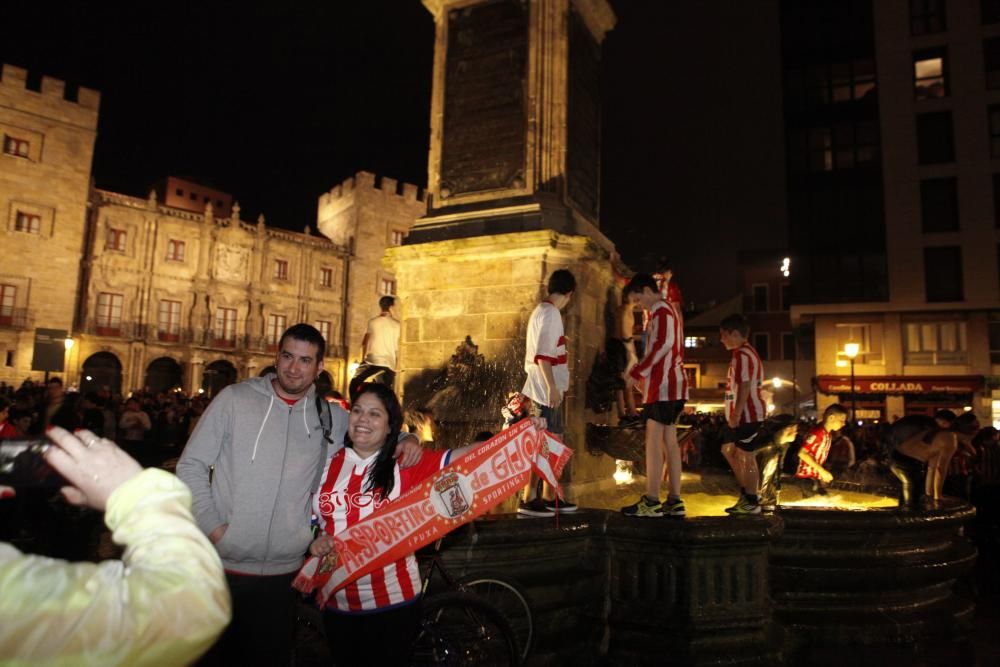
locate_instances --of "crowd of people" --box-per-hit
[5,266,1000,665]
[0,379,210,468]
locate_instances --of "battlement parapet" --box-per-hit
[0,64,100,124]
[317,171,425,212]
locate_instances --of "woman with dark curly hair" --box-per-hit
[303,383,482,666]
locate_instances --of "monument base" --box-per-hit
[385,228,622,495]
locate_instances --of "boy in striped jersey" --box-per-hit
[719,313,769,514]
[621,273,689,518]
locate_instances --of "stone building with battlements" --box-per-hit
[0,63,426,396]
[0,64,99,383]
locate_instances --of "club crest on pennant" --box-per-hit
[430,471,473,519]
[318,550,338,574]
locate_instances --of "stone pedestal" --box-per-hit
[386,228,620,492]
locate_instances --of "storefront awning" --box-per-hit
[816,375,983,395]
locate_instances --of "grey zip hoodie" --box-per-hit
[176,375,346,575]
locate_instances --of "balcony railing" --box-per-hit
[80,320,339,355]
[0,308,32,330]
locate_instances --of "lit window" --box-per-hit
[320,267,333,287]
[158,300,182,341]
[0,284,16,326]
[3,135,30,158]
[214,307,237,346]
[14,211,40,234]
[166,239,185,261]
[904,320,967,365]
[914,50,946,99]
[834,323,884,365]
[274,259,289,281]
[106,228,127,252]
[391,230,405,246]
[96,292,123,335]
[266,314,287,349]
[380,278,397,296]
[316,320,331,346]
[684,336,705,349]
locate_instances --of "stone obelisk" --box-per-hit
[387,0,619,492]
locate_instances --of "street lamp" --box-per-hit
[844,342,860,423]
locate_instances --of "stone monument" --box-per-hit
[386,0,621,492]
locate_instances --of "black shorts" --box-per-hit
[724,422,764,452]
[643,400,685,425]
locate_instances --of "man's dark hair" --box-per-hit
[655,256,672,273]
[625,273,658,295]
[823,403,849,419]
[719,313,750,338]
[47,377,63,387]
[278,323,326,360]
[379,295,396,312]
[547,269,576,296]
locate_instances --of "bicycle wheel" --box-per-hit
[413,592,520,667]
[456,573,534,662]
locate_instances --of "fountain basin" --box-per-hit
[434,499,976,666]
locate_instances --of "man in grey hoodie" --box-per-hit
[177,323,418,665]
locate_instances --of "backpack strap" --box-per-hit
[313,395,333,490]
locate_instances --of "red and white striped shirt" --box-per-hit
[726,342,767,424]
[629,300,688,403]
[312,446,450,613]
[795,426,831,480]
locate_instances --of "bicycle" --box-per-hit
[415,531,535,665]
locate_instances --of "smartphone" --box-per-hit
[0,439,65,488]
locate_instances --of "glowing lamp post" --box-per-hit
[844,342,860,423]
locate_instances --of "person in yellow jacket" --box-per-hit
[0,427,231,666]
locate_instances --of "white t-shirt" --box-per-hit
[364,314,400,369]
[521,301,569,407]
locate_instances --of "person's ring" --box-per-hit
[92,473,100,482]
[82,434,99,448]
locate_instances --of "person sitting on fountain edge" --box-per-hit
[795,403,848,498]
[620,272,689,518]
[718,313,770,515]
[517,269,578,517]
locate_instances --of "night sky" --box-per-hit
[2,1,786,305]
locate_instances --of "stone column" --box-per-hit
[389,0,620,493]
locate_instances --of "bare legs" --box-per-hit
[645,420,681,500]
[895,431,958,500]
[721,441,760,497]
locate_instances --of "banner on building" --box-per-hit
[816,375,983,395]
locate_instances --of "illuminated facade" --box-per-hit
[0,64,425,394]
[0,64,98,383]
[785,0,1000,424]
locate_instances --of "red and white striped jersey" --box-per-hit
[629,300,688,403]
[312,446,450,612]
[795,426,831,480]
[725,342,767,424]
